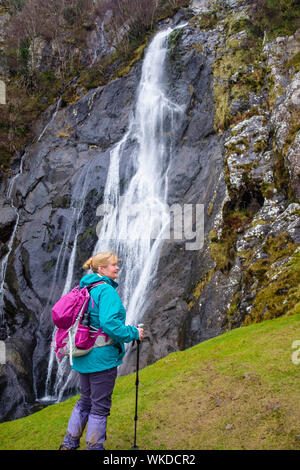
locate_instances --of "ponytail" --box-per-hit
[82,251,118,273]
[82,257,94,271]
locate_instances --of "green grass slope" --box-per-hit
[0,314,299,450]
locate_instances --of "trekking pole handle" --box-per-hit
[137,324,144,343]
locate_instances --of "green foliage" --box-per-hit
[209,193,262,272]
[9,0,26,12]
[253,0,300,39]
[0,0,190,171]
[212,0,300,133]
[188,268,214,310]
[271,108,300,202]
[191,11,219,30]
[273,151,294,201]
[168,27,184,60]
[243,233,300,324]
[18,39,30,70]
[62,6,77,25]
[213,10,266,133]
[286,52,300,73]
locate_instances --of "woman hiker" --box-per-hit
[59,251,144,450]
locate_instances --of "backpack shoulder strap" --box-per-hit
[87,281,107,291]
[86,281,108,314]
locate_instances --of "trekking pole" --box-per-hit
[132,323,144,450]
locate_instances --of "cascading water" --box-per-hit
[40,161,95,401]
[0,97,62,328]
[37,97,61,142]
[0,150,27,328]
[94,25,185,327]
[42,23,186,401]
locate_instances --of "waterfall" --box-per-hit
[94,25,185,326]
[40,162,94,401]
[0,150,27,327]
[37,98,61,142]
[41,23,186,401]
[0,97,62,327]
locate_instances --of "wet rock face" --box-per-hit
[0,338,36,422]
[185,6,300,334]
[270,70,300,200]
[1,17,225,419]
[0,1,299,421]
[0,202,17,260]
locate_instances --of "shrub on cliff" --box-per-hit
[0,0,189,172]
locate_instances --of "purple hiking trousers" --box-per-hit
[62,367,117,450]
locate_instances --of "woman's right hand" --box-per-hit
[137,328,144,341]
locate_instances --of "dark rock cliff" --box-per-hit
[0,0,299,421]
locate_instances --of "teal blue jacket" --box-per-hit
[71,274,139,373]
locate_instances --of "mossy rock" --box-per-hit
[243,233,300,324]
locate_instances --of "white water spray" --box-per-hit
[37,98,61,142]
[42,162,94,400]
[0,97,62,327]
[0,151,27,326]
[42,24,186,401]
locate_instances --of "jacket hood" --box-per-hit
[80,273,118,289]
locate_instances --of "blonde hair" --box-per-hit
[83,251,118,273]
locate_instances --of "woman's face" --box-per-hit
[98,260,120,280]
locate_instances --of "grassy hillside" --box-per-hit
[0,314,299,450]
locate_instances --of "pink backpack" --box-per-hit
[52,281,112,365]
